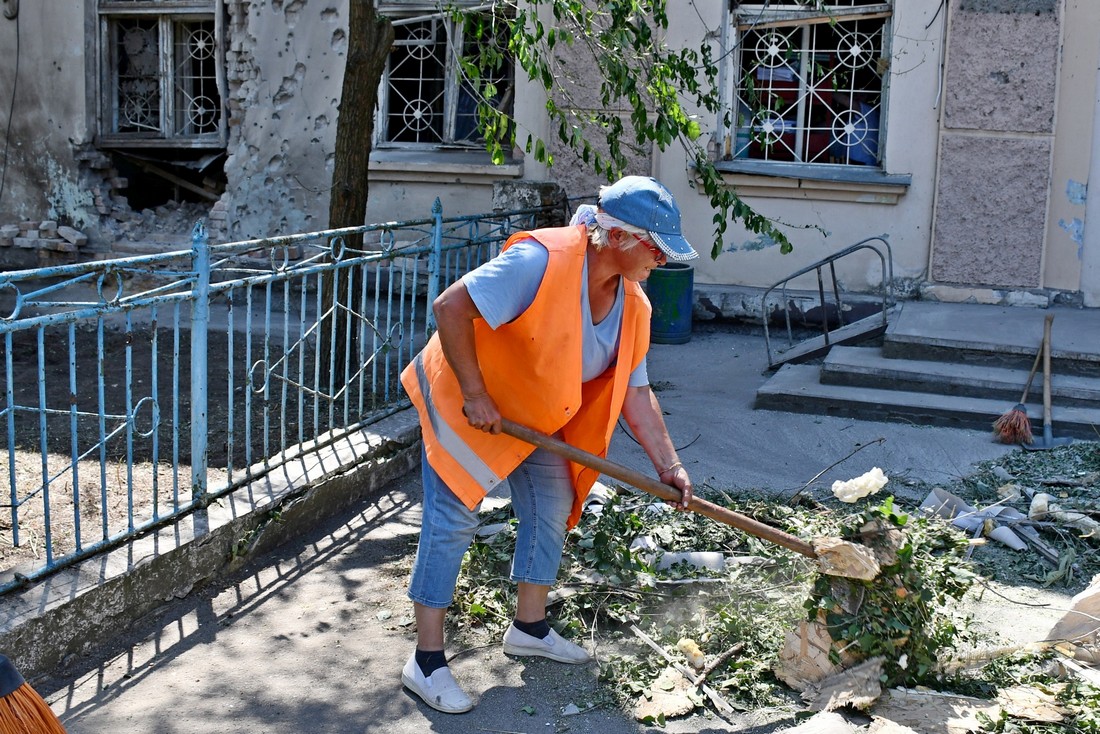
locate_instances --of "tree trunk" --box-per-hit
[321,1,393,382]
[328,0,393,234]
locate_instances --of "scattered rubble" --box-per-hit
[1030,492,1100,539]
[0,199,222,272]
[0,219,90,268]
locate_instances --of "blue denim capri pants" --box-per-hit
[408,446,575,608]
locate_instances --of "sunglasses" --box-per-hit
[627,232,665,261]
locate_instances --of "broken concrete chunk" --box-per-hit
[996,684,1069,723]
[42,239,77,253]
[1045,573,1100,660]
[867,718,922,733]
[860,517,905,567]
[777,710,859,733]
[633,666,697,721]
[812,536,881,580]
[0,224,19,238]
[57,225,89,246]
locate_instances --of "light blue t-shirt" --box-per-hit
[461,240,649,387]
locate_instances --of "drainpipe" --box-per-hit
[1083,60,1100,307]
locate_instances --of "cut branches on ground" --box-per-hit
[446,441,1099,730]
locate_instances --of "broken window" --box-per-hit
[97,0,226,148]
[725,1,891,167]
[94,1,227,210]
[377,6,514,148]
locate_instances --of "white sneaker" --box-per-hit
[400,653,474,714]
[502,623,592,664]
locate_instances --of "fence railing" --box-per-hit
[0,197,568,595]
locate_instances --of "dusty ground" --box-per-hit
[40,460,1090,734]
[15,321,1100,731]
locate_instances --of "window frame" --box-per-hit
[375,5,515,153]
[96,0,227,149]
[718,1,901,188]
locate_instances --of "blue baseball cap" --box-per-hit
[599,176,699,262]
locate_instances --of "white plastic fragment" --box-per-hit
[832,467,889,503]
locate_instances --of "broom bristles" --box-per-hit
[992,404,1033,445]
[0,682,66,734]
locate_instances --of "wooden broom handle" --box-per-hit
[500,418,817,559]
[1019,314,1052,403]
[1042,313,1054,428]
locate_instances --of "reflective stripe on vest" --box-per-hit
[413,350,501,494]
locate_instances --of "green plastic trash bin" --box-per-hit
[647,262,694,344]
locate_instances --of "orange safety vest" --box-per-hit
[400,224,651,528]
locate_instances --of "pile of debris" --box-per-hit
[107,201,219,257]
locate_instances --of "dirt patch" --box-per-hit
[0,317,378,576]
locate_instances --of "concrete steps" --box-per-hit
[754,302,1100,440]
[821,346,1100,407]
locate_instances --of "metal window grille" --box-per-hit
[384,17,449,144]
[172,19,220,136]
[379,11,514,147]
[728,2,891,166]
[99,3,226,146]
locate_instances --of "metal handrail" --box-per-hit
[761,236,894,368]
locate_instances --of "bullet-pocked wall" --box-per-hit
[221,0,343,240]
[0,2,352,249]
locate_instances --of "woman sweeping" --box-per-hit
[399,175,697,713]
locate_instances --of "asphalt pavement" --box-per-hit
[40,322,1021,734]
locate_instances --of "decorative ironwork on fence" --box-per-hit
[0,198,567,595]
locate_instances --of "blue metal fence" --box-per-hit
[0,198,567,594]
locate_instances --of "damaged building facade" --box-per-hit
[0,1,1098,307]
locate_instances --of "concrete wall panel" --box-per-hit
[0,5,92,229]
[931,134,1049,287]
[943,0,1059,133]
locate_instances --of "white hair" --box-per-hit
[570,204,647,252]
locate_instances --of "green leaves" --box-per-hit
[806,496,978,687]
[456,0,793,258]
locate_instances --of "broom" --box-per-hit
[0,655,66,734]
[992,314,1052,445]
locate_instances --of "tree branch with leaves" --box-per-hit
[458,0,793,258]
